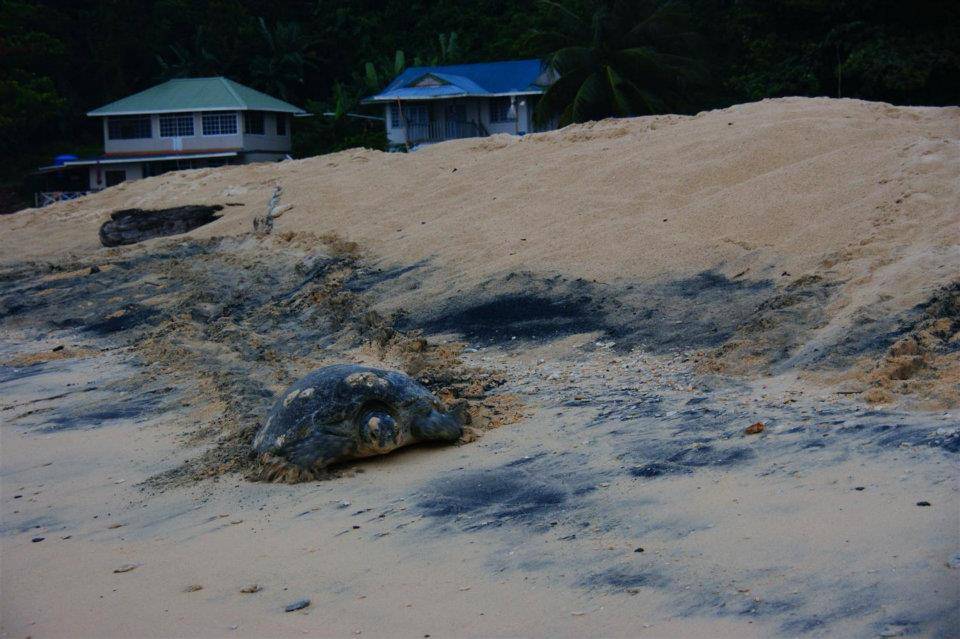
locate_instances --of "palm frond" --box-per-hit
[614,48,702,82]
[626,0,690,41]
[543,46,594,75]
[531,0,703,123]
[524,28,579,53]
[609,65,667,114]
[257,17,274,52]
[534,65,591,124]
[604,65,634,115]
[537,0,590,38]
[567,71,606,124]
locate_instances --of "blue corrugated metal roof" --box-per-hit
[363,59,550,102]
[428,72,488,94]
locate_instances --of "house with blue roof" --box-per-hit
[35,77,305,206]
[362,59,558,148]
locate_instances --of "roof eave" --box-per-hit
[360,95,466,104]
[361,88,545,104]
[86,106,308,117]
[60,151,240,166]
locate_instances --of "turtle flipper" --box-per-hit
[411,409,463,443]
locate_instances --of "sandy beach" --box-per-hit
[1,97,958,638]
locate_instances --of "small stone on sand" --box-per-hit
[744,421,765,435]
[285,598,310,612]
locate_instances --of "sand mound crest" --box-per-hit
[2,97,957,403]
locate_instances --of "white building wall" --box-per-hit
[87,161,144,190]
[384,104,406,146]
[102,111,292,155]
[383,95,548,147]
[241,113,292,153]
[482,97,537,135]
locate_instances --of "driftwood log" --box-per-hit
[99,205,223,247]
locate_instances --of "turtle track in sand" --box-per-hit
[0,231,523,486]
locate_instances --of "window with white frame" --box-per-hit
[389,103,429,128]
[489,97,514,123]
[107,116,152,139]
[159,113,194,137]
[243,111,265,135]
[276,114,286,135]
[202,112,238,135]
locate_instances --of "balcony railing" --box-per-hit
[36,191,92,207]
[403,120,487,145]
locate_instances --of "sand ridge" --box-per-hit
[1,97,959,638]
[4,98,958,378]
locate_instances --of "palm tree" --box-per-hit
[530,0,702,126]
[361,33,462,95]
[363,50,407,94]
[408,33,463,68]
[429,32,462,65]
[249,18,319,101]
[156,27,223,79]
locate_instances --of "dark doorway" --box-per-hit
[105,170,127,187]
[445,103,467,138]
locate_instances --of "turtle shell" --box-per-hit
[252,364,456,470]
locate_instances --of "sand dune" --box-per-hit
[8,99,958,289]
[1,98,958,638]
[5,96,958,402]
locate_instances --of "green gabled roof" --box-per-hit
[87,77,306,116]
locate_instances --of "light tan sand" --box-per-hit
[5,97,959,317]
[2,346,958,638]
[5,98,958,404]
[2,98,959,638]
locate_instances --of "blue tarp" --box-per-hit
[364,59,548,102]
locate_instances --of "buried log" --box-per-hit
[99,205,223,247]
[252,364,465,476]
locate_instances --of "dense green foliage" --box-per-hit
[529,1,706,125]
[2,0,957,189]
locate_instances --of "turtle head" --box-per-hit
[355,396,462,456]
[358,406,401,454]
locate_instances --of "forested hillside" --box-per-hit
[2,0,957,191]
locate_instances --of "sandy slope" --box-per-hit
[5,97,959,295]
[5,97,959,399]
[1,98,959,638]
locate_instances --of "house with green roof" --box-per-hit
[35,77,306,204]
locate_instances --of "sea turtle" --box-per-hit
[252,364,464,472]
